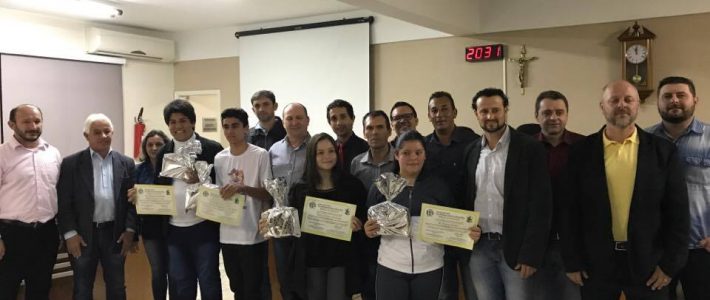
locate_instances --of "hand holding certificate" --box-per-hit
[135,184,177,216]
[301,196,357,242]
[195,185,245,226]
[418,203,480,249]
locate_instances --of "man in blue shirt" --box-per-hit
[647,76,710,300]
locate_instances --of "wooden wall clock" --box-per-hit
[617,21,656,102]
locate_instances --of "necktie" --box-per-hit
[338,143,345,169]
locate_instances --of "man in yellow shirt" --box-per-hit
[561,80,689,300]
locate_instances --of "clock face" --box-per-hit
[625,44,648,64]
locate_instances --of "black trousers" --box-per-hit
[0,220,59,300]
[668,248,710,300]
[221,242,268,300]
[582,251,668,300]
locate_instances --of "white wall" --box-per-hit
[0,7,175,155]
[172,9,450,61]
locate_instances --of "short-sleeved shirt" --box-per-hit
[216,144,272,245]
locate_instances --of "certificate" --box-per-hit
[301,196,357,242]
[135,184,176,216]
[195,186,245,226]
[418,203,480,249]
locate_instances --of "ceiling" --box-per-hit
[2,0,710,35]
[0,0,359,32]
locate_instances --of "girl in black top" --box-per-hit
[289,133,367,300]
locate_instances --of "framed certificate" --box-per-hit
[135,184,176,216]
[418,203,480,249]
[195,186,245,226]
[301,196,357,242]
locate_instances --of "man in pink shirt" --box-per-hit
[0,104,62,300]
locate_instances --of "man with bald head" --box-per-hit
[561,80,689,299]
[0,104,62,300]
[269,102,310,300]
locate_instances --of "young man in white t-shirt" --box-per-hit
[215,108,273,299]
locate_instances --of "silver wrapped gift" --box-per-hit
[261,177,301,238]
[367,172,410,237]
[158,140,213,212]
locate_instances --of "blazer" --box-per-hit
[141,133,224,238]
[560,126,689,281]
[57,148,137,245]
[462,126,553,269]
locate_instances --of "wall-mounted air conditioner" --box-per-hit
[86,27,175,62]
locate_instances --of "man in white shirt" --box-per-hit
[215,108,272,300]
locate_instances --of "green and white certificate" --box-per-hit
[301,196,357,242]
[418,203,480,249]
[135,184,176,216]
[195,186,245,226]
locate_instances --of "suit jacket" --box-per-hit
[462,126,553,268]
[57,148,137,244]
[141,133,223,238]
[560,126,689,281]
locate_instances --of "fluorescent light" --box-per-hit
[6,0,123,19]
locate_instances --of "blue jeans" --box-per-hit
[167,221,222,300]
[530,242,580,300]
[468,239,532,300]
[70,225,126,300]
[143,238,170,300]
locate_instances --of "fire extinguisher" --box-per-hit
[134,107,145,160]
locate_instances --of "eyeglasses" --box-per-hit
[392,113,415,122]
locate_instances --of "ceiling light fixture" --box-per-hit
[10,0,123,19]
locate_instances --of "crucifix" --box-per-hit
[509,45,537,95]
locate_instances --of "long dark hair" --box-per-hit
[392,130,427,178]
[302,133,342,191]
[140,129,170,164]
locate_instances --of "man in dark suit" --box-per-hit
[463,88,552,300]
[57,113,137,300]
[561,80,689,300]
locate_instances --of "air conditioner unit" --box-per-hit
[86,28,175,62]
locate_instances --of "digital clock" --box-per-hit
[465,44,505,62]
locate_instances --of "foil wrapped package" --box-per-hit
[261,177,301,238]
[367,172,410,237]
[157,140,214,212]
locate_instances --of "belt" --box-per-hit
[614,241,628,251]
[93,221,114,229]
[482,232,503,240]
[0,218,53,229]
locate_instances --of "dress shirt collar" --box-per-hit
[360,144,395,164]
[9,135,49,151]
[603,126,639,147]
[89,147,113,159]
[480,125,511,149]
[535,130,577,146]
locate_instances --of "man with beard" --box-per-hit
[389,101,419,146]
[531,90,584,300]
[248,90,286,151]
[561,80,689,300]
[647,76,709,300]
[463,88,552,300]
[0,104,62,300]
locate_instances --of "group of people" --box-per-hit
[0,76,706,300]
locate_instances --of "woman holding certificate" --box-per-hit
[363,130,481,300]
[133,130,171,300]
[289,133,367,300]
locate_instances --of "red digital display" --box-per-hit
[465,44,505,62]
